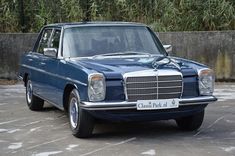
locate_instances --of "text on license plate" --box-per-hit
[137,99,179,110]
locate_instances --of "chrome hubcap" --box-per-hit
[26,80,33,103]
[69,97,79,129]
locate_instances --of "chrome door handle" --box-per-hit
[39,62,46,65]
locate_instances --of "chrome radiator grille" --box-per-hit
[125,75,182,101]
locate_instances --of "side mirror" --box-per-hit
[43,48,57,58]
[163,45,172,54]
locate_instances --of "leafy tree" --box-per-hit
[0,0,234,32]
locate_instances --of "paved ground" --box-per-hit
[0,83,235,156]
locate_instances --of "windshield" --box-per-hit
[62,26,164,58]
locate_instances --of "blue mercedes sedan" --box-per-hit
[19,22,217,138]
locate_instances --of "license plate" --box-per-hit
[137,99,179,110]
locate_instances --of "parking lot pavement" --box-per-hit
[0,83,235,156]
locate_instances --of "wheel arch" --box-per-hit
[23,73,29,87]
[63,83,78,112]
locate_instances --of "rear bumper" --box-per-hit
[80,96,217,110]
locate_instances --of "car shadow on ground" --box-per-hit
[42,102,196,139]
[41,106,58,112]
[41,103,64,112]
[91,120,192,139]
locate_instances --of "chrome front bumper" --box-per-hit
[80,96,217,110]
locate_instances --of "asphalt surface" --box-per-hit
[0,83,235,156]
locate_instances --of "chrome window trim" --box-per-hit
[36,28,53,54]
[50,27,63,59]
[68,54,164,60]
[21,64,87,86]
[60,25,166,59]
[63,23,146,29]
[58,26,64,59]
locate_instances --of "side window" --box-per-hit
[50,29,61,50]
[37,29,52,53]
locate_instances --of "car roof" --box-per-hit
[45,21,146,29]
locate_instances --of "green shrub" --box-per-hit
[0,0,234,32]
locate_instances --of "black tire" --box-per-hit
[26,78,44,111]
[68,89,94,138]
[176,110,205,131]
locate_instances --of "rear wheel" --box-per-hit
[68,89,94,138]
[26,78,44,111]
[176,110,205,131]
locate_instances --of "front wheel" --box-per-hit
[175,110,205,131]
[26,79,44,111]
[68,89,94,138]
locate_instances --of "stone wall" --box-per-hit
[0,31,234,80]
[158,31,235,81]
[0,33,38,79]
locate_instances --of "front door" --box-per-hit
[39,28,63,107]
[32,28,53,96]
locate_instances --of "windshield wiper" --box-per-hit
[92,51,153,58]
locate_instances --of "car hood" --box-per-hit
[69,56,206,79]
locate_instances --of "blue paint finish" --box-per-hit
[19,22,216,125]
[20,53,205,108]
[23,53,45,94]
[76,58,151,77]
[182,76,199,97]
[68,57,201,100]
[20,53,90,107]
[105,80,125,101]
[37,55,60,105]
[73,57,202,78]
[58,60,90,101]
